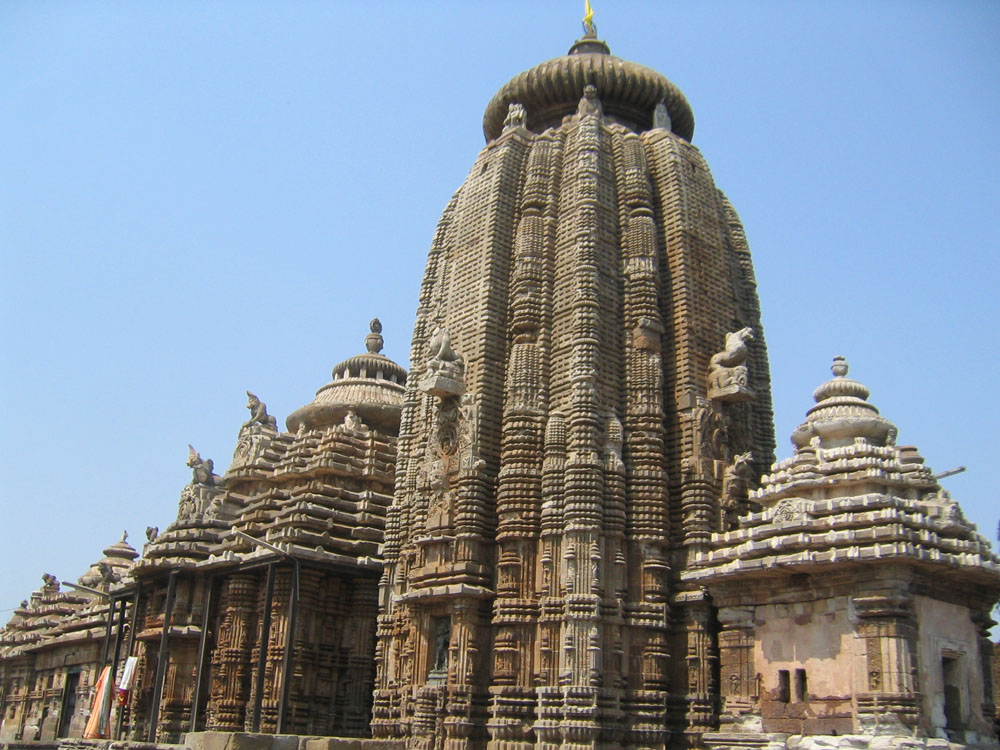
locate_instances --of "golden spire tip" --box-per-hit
[583,0,596,37]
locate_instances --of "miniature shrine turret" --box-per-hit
[685,358,1000,749]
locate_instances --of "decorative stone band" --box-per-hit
[683,492,1000,584]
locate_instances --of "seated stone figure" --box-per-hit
[187,444,221,486]
[421,326,467,398]
[243,390,277,431]
[708,327,755,402]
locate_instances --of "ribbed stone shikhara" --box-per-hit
[373,31,775,749]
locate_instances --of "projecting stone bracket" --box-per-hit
[418,374,466,398]
[708,377,755,403]
[420,326,467,398]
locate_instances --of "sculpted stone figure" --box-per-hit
[41,573,58,590]
[710,327,754,371]
[432,617,450,672]
[421,326,466,397]
[503,102,526,132]
[187,444,221,486]
[722,452,754,510]
[427,327,463,370]
[343,408,363,431]
[244,391,278,431]
[97,562,119,584]
[653,101,672,131]
[145,526,159,542]
[577,83,603,118]
[708,327,755,402]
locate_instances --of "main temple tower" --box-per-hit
[373,24,775,750]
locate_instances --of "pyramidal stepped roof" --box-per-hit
[685,358,1000,583]
[0,534,137,658]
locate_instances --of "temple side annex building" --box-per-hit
[2,16,998,750]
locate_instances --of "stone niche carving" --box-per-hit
[419,326,466,398]
[721,451,754,528]
[177,482,225,522]
[690,397,727,472]
[422,393,482,531]
[427,616,451,685]
[708,327,755,402]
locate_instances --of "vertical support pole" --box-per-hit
[100,597,118,665]
[251,563,276,733]
[148,571,179,742]
[190,577,216,733]
[105,593,128,738]
[115,583,141,740]
[55,666,78,738]
[276,559,300,734]
[110,595,128,675]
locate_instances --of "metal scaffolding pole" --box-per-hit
[147,571,178,742]
[189,576,216,733]
[276,559,300,734]
[115,582,141,740]
[250,563,276,733]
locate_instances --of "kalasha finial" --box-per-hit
[366,318,385,354]
[583,0,596,37]
[831,356,849,378]
[121,530,127,543]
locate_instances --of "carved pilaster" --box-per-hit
[206,573,257,731]
[489,193,546,745]
[716,606,757,729]
[852,592,919,732]
[972,609,997,727]
[340,577,378,736]
[677,593,718,745]
[680,472,715,549]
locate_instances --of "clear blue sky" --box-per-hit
[2,1,998,616]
